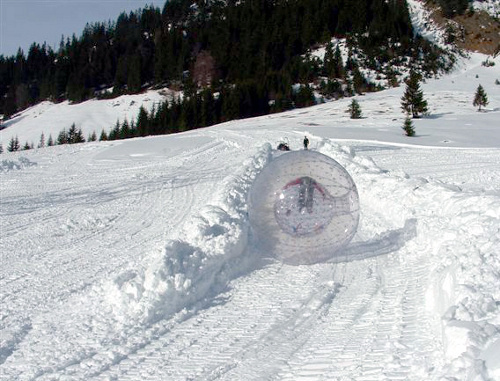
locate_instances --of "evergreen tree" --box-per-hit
[120,119,131,139]
[127,54,142,93]
[402,115,415,136]
[401,70,428,118]
[38,132,45,148]
[200,89,216,127]
[67,123,85,143]
[99,129,108,141]
[332,45,345,79]
[88,131,97,142]
[7,136,20,152]
[323,42,335,77]
[57,129,68,145]
[0,143,3,154]
[136,106,149,136]
[23,141,31,150]
[473,84,488,111]
[352,67,367,94]
[47,134,54,146]
[294,84,315,108]
[108,121,121,140]
[348,99,362,119]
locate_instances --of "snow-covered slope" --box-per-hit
[1,55,500,380]
[0,89,170,149]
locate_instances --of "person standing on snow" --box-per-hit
[303,136,309,150]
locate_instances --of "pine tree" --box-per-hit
[473,84,488,111]
[402,115,415,136]
[0,143,3,154]
[47,134,54,146]
[294,84,315,108]
[348,99,362,119]
[57,129,68,145]
[66,123,84,143]
[352,67,366,94]
[99,129,108,141]
[401,70,428,118]
[108,121,121,140]
[120,119,131,139]
[38,132,45,148]
[88,131,97,142]
[137,106,149,136]
[8,136,20,152]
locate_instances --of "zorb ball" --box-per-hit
[248,149,359,265]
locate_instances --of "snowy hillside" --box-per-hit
[1,53,499,380]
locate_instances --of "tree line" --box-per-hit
[1,0,451,120]
[2,80,490,153]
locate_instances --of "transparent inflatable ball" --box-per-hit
[248,149,359,265]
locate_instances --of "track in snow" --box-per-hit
[1,128,499,380]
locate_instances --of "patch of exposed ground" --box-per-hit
[427,2,500,56]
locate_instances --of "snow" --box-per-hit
[407,0,448,48]
[0,89,172,148]
[1,53,500,380]
[473,0,500,18]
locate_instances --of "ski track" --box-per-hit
[1,126,499,380]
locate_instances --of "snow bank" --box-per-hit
[102,144,273,325]
[309,137,500,379]
[0,156,36,172]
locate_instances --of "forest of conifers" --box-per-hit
[0,0,455,136]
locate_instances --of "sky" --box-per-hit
[0,0,166,57]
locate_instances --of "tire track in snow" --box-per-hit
[85,142,435,381]
[0,136,246,379]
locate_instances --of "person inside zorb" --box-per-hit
[275,175,334,237]
[286,176,325,214]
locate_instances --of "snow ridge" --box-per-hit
[0,157,37,172]
[103,143,273,326]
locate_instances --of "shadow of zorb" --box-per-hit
[248,149,359,265]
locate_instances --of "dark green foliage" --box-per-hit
[99,129,108,141]
[348,99,362,119]
[8,136,20,152]
[136,106,149,136]
[320,79,343,99]
[473,84,488,111]
[108,121,121,140]
[56,124,86,145]
[88,131,97,142]
[0,0,428,116]
[401,70,428,118]
[294,84,315,108]
[438,0,469,18]
[57,129,68,145]
[38,132,45,148]
[0,143,3,154]
[0,0,453,141]
[402,115,415,136]
[67,123,86,143]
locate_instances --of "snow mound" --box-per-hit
[103,144,272,325]
[0,157,37,172]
